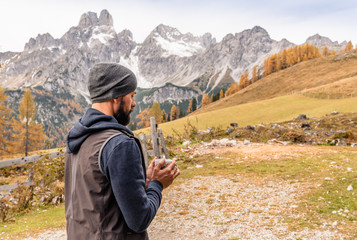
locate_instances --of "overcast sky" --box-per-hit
[1,0,357,52]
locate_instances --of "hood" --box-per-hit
[66,108,133,153]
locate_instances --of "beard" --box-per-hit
[114,99,131,126]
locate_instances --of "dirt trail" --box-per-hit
[22,143,353,240]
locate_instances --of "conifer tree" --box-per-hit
[209,94,214,103]
[219,89,224,99]
[201,94,209,107]
[10,89,46,156]
[187,99,193,114]
[281,49,288,69]
[251,66,258,83]
[136,107,150,128]
[161,109,167,122]
[149,102,162,123]
[170,105,177,121]
[322,46,329,56]
[0,87,12,155]
[238,71,249,90]
[192,98,197,112]
[176,106,182,118]
[344,41,353,52]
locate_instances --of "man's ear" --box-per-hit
[113,96,123,104]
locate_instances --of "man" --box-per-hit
[65,62,180,239]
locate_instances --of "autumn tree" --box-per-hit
[322,46,329,57]
[170,105,177,121]
[187,99,193,114]
[161,109,167,122]
[10,89,46,156]
[201,93,209,107]
[251,66,258,83]
[176,106,182,118]
[0,88,12,155]
[149,102,163,123]
[344,41,353,52]
[280,49,288,69]
[225,83,239,97]
[219,89,224,99]
[238,71,249,90]
[209,94,214,103]
[136,107,150,128]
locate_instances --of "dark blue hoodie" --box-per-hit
[66,108,163,233]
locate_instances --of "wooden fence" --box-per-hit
[0,117,168,191]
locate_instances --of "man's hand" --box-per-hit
[145,159,155,189]
[151,158,180,189]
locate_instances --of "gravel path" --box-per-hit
[21,143,351,239]
[147,176,344,240]
[23,175,345,240]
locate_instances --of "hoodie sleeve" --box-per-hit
[101,136,163,233]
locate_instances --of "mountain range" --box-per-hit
[0,9,349,146]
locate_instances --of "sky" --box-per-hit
[1,0,357,52]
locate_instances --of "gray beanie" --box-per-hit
[88,63,137,103]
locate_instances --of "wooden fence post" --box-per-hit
[150,117,160,158]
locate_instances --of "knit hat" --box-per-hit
[88,63,137,103]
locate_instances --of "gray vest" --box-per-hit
[65,129,149,240]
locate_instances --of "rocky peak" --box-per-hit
[201,33,216,48]
[99,9,113,26]
[78,11,99,29]
[305,34,346,51]
[118,29,133,40]
[153,24,181,39]
[78,10,113,29]
[306,34,335,46]
[24,33,57,52]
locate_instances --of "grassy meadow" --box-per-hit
[136,94,357,136]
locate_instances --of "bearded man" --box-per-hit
[65,63,180,240]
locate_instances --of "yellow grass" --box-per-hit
[193,53,357,114]
[135,94,357,136]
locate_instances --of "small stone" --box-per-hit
[297,114,307,121]
[245,125,255,130]
[226,127,234,134]
[243,140,250,145]
[347,185,353,191]
[196,165,203,168]
[182,141,191,146]
[230,123,238,128]
[347,167,352,172]
[324,177,332,181]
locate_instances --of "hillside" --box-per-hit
[193,51,357,115]
[136,94,357,137]
[135,51,357,136]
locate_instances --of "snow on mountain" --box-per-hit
[88,26,117,47]
[0,9,348,97]
[153,30,205,58]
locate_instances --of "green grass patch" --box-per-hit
[0,205,65,239]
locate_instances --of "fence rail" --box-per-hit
[0,151,64,168]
